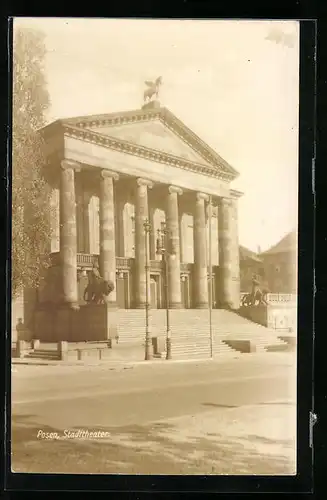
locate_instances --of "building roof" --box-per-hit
[239,245,262,263]
[260,230,297,256]
[41,105,239,182]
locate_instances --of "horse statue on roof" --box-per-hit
[143,76,162,102]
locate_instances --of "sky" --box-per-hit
[15,18,300,252]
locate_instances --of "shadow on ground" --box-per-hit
[11,412,296,475]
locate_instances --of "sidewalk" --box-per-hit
[12,350,295,367]
[12,351,241,367]
[11,352,296,380]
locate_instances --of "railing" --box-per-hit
[267,293,297,304]
[77,253,95,266]
[116,257,134,269]
[240,291,297,306]
[75,253,134,270]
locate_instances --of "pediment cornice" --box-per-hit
[62,123,232,181]
[42,106,239,181]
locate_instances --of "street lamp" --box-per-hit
[208,195,214,358]
[143,218,152,361]
[156,221,172,360]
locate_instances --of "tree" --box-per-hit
[12,27,52,299]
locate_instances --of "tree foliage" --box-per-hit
[12,27,52,298]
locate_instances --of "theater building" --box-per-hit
[30,102,243,341]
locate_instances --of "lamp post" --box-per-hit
[208,195,214,358]
[156,221,172,360]
[143,218,152,360]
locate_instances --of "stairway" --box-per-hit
[22,309,293,362]
[115,309,291,357]
[26,349,60,360]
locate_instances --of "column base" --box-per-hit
[195,302,209,309]
[219,301,235,310]
[169,302,182,309]
[134,303,147,309]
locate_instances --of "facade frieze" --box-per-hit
[62,123,234,182]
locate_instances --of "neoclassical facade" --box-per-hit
[39,102,242,321]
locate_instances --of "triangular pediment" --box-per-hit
[86,119,214,167]
[57,107,239,180]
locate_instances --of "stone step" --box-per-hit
[26,352,60,359]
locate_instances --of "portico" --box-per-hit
[37,103,242,340]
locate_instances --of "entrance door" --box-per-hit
[150,275,159,309]
[116,273,128,308]
[181,276,189,308]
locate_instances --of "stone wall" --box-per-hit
[239,303,297,331]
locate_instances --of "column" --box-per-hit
[193,192,209,308]
[135,178,153,308]
[116,199,125,257]
[179,212,184,263]
[60,159,80,308]
[230,197,241,307]
[99,170,119,306]
[166,186,183,308]
[218,197,235,309]
[149,206,156,260]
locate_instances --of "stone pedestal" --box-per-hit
[34,308,56,342]
[142,100,161,111]
[239,304,268,327]
[34,304,118,342]
[79,304,118,341]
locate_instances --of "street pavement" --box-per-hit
[11,352,297,474]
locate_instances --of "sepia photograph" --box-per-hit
[11,17,299,476]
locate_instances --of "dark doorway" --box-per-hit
[150,275,160,309]
[116,272,128,308]
[181,275,190,308]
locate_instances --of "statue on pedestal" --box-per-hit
[83,260,115,305]
[241,274,269,307]
[143,76,162,103]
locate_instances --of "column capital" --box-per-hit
[137,178,153,189]
[230,189,243,200]
[60,159,81,172]
[100,169,119,181]
[168,185,183,196]
[218,196,231,207]
[196,192,209,202]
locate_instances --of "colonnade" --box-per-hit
[59,160,240,310]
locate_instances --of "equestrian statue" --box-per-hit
[241,274,269,307]
[83,260,115,305]
[144,76,162,102]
